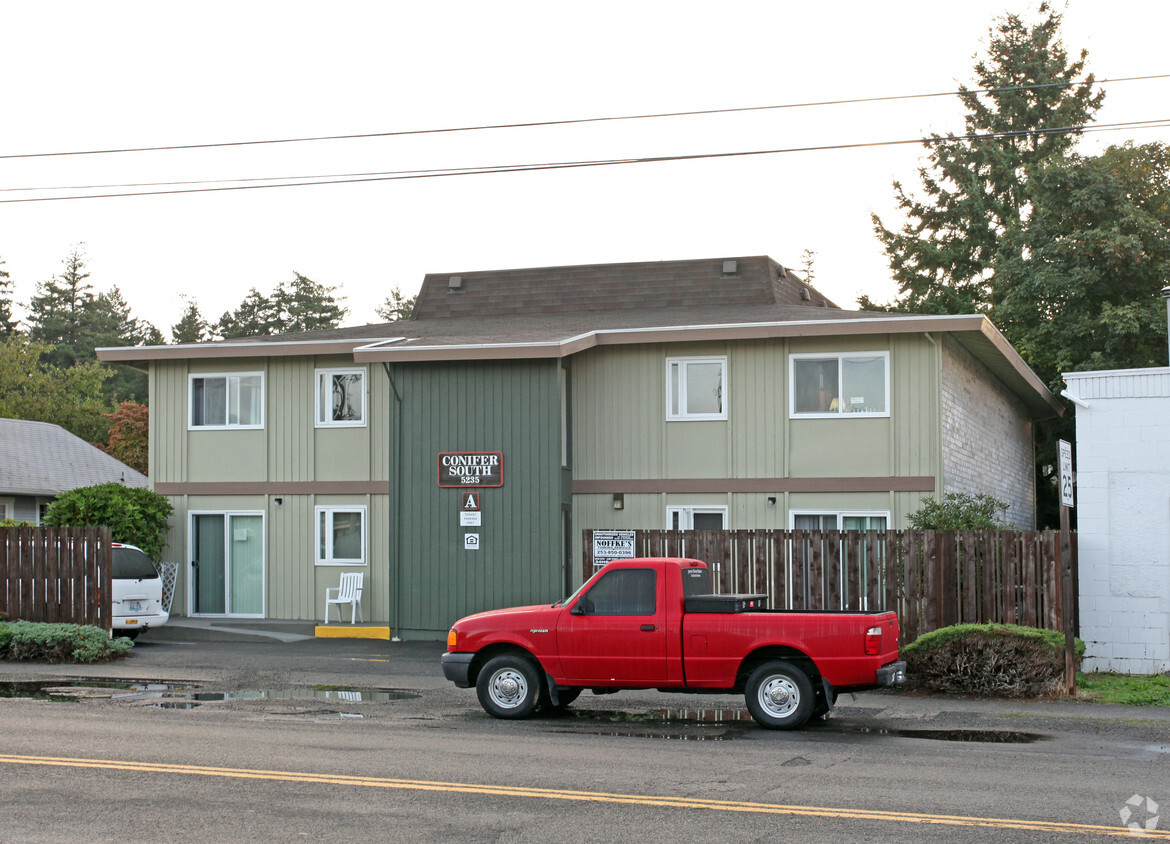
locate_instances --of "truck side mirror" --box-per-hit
[570,602,584,615]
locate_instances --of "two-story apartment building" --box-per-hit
[99,257,1061,639]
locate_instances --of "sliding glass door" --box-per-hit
[190,512,264,616]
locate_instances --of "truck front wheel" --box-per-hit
[745,661,814,730]
[476,655,540,719]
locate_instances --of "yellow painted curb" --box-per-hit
[315,625,392,640]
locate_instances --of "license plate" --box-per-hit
[127,602,143,613]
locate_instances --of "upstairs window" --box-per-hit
[190,373,264,429]
[667,357,727,420]
[791,352,889,417]
[316,368,366,427]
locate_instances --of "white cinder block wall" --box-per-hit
[1064,368,1170,674]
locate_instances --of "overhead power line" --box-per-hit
[1,118,1167,205]
[0,74,1167,162]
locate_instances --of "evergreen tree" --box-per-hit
[27,247,94,368]
[867,3,1104,314]
[0,256,17,336]
[216,273,347,338]
[376,286,417,322]
[280,272,347,332]
[171,295,210,343]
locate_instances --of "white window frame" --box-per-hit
[315,505,368,566]
[666,356,728,421]
[788,510,890,531]
[315,368,367,428]
[188,372,266,430]
[667,506,729,530]
[789,351,890,418]
[0,497,14,521]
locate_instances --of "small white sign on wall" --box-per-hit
[1058,440,1074,508]
[464,533,479,550]
[460,511,482,527]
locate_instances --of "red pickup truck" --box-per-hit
[442,557,906,729]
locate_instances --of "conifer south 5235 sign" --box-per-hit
[437,452,504,488]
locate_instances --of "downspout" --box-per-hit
[382,363,403,640]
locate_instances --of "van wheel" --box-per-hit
[745,661,814,730]
[476,655,540,719]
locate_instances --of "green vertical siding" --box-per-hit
[389,359,566,638]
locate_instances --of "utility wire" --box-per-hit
[2,118,1166,205]
[0,74,1167,162]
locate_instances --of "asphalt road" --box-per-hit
[2,632,1169,842]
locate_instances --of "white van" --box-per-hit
[111,542,169,639]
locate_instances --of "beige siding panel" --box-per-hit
[731,340,785,479]
[571,345,664,480]
[152,361,189,485]
[665,422,728,477]
[268,358,311,483]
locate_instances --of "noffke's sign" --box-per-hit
[438,452,504,488]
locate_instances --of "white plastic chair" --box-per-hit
[324,572,364,624]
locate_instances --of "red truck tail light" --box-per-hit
[864,625,882,655]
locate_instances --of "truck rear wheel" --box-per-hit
[745,660,814,730]
[476,655,540,719]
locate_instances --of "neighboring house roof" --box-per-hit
[96,255,1063,418]
[0,418,148,497]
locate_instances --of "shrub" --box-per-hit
[902,623,1084,697]
[43,482,173,559]
[907,493,1013,530]
[0,621,133,663]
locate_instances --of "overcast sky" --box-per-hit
[1,1,1167,336]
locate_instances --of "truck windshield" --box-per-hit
[112,547,159,580]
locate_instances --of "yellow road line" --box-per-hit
[0,753,1161,839]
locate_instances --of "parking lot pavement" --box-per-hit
[1,620,1167,727]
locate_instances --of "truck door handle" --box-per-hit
[640,624,658,632]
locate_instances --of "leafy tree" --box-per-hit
[907,493,1012,530]
[216,272,347,338]
[43,482,173,559]
[171,295,210,343]
[994,142,1170,384]
[0,335,112,443]
[867,3,1103,315]
[103,402,149,475]
[376,286,417,322]
[0,256,17,337]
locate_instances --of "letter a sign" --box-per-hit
[462,492,481,512]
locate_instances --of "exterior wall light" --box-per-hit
[612,493,624,510]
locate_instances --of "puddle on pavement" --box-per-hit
[810,725,1049,743]
[541,708,1048,744]
[544,707,753,741]
[0,680,417,707]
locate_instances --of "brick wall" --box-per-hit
[940,336,1036,529]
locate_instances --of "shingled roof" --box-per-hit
[411,256,837,319]
[0,418,149,496]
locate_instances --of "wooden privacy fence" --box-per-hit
[0,527,112,630]
[583,529,1077,643]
